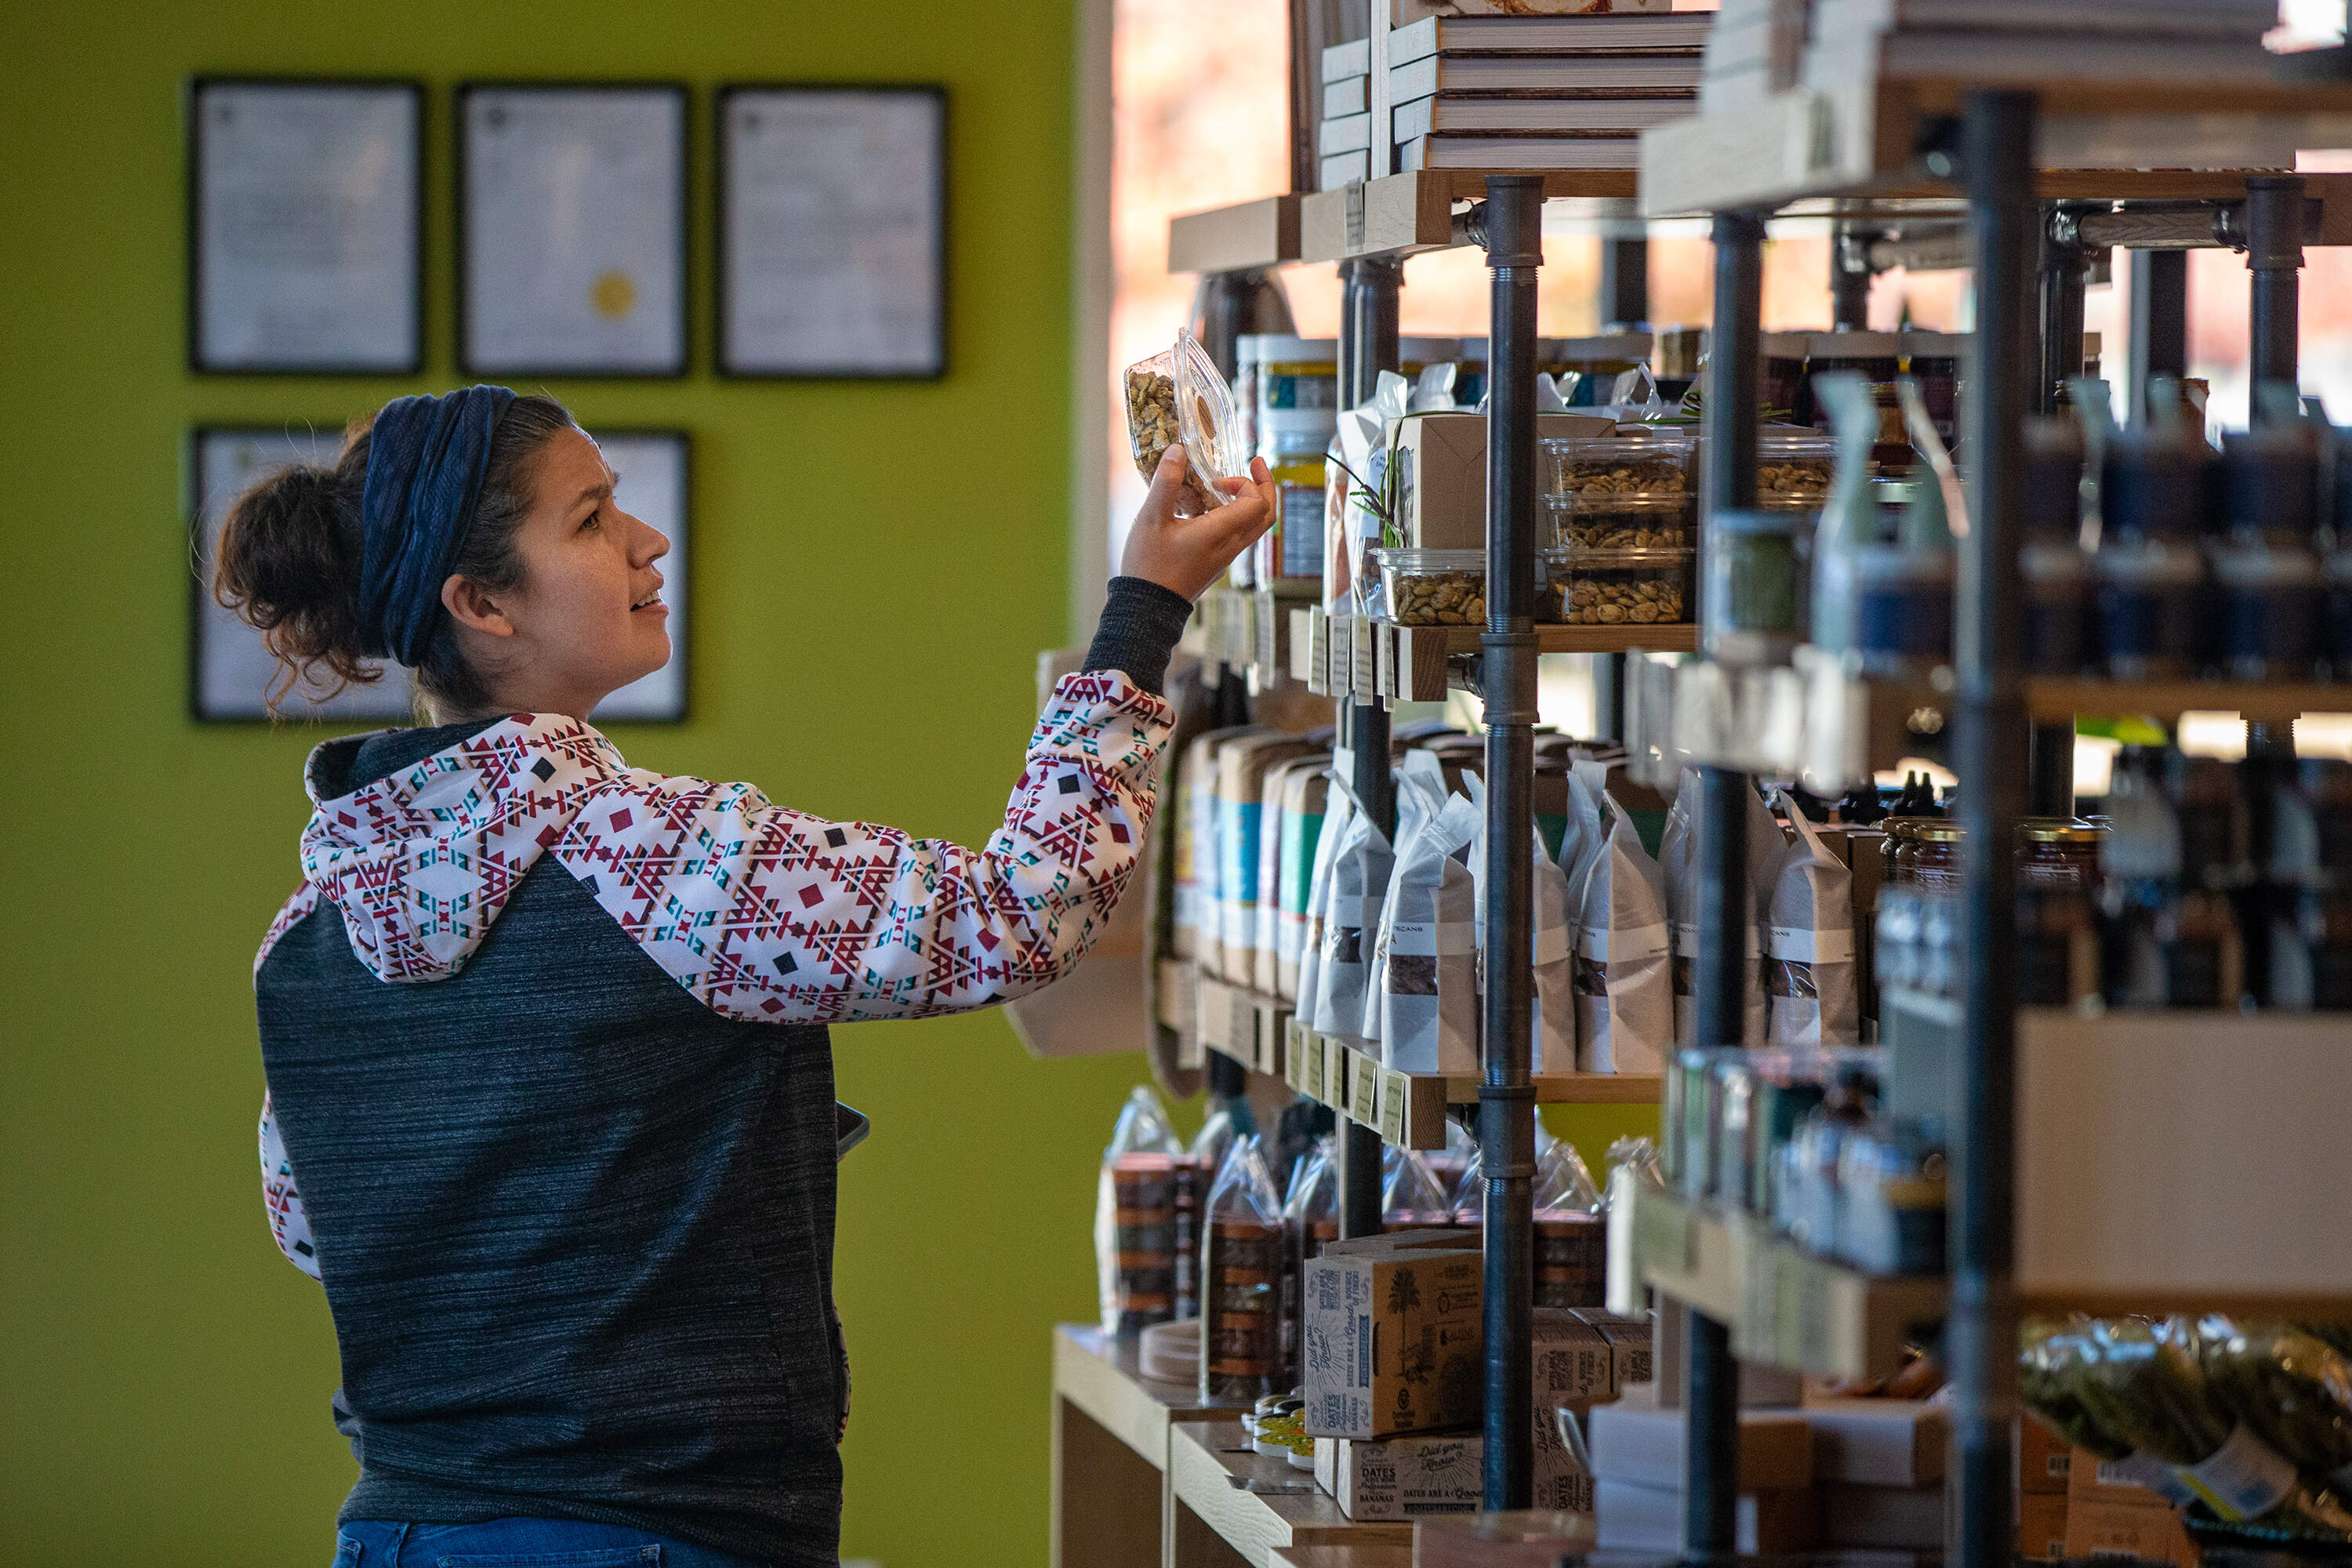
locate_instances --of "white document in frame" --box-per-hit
[193,428,417,722]
[587,431,689,723]
[723,89,944,376]
[195,82,419,372]
[463,87,685,375]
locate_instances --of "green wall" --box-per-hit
[0,6,1654,1564]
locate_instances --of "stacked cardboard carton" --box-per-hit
[1301,1229,1653,1522]
[2066,1446,2202,1567]
[1802,0,2286,93]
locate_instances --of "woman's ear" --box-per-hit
[441,575,517,639]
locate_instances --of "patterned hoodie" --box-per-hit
[250,583,1185,1566]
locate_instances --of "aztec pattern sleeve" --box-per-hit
[554,670,1174,1024]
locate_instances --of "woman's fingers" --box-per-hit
[1139,443,1192,526]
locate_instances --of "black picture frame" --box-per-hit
[715,82,949,381]
[579,426,693,724]
[187,77,426,376]
[187,423,418,724]
[456,80,691,379]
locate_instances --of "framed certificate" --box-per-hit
[584,428,691,723]
[190,425,418,723]
[717,85,946,379]
[189,79,423,375]
[459,83,688,378]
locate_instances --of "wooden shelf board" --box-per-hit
[2024,677,2352,723]
[1615,1181,1946,1382]
[1641,74,2352,220]
[1272,1546,1414,1568]
[1168,1420,1413,1568]
[1054,1323,1243,1470]
[1168,195,1304,276]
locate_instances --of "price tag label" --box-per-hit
[1349,1051,1378,1125]
[1377,1070,1408,1145]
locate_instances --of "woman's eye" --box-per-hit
[580,510,601,532]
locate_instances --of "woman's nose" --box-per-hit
[633,515,670,565]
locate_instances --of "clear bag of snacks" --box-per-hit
[1540,546,1693,626]
[1533,1139,1607,1308]
[1200,1135,1287,1402]
[1094,1086,1186,1336]
[1124,330,1247,517]
[1374,547,1486,625]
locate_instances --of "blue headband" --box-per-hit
[357,385,519,667]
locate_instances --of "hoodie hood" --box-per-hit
[298,713,627,982]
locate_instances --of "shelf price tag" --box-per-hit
[1377,1070,1408,1145]
[1285,1020,1308,1092]
[1349,1050,1379,1125]
[1303,1030,1327,1102]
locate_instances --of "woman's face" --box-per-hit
[441,426,672,719]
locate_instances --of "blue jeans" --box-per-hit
[335,1518,774,1568]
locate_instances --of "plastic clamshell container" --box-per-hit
[1545,491,1693,551]
[1755,429,1838,508]
[1374,547,1488,626]
[1541,427,1691,500]
[1540,546,1693,626]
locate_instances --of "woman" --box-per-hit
[223,384,1272,1568]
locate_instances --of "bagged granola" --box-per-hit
[1220,734,1322,984]
[1125,330,1246,517]
[1374,789,1483,1075]
[1762,788,1861,1047]
[1573,790,1673,1074]
[1095,1085,1186,1335]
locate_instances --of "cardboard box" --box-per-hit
[1594,1479,1822,1554]
[1803,1399,1949,1487]
[1569,1308,1654,1395]
[1586,1401,1815,1493]
[1820,1481,1944,1549]
[2018,1492,2071,1563]
[1326,1227,1479,1256]
[2069,1445,2175,1508]
[2066,1497,2198,1568]
[1302,1244,1483,1439]
[1392,412,1615,550]
[1317,1429,1598,1521]
[2017,1414,2073,1494]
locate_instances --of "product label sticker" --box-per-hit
[1765,925,1856,964]
[1577,922,1671,964]
[2176,1423,2298,1523]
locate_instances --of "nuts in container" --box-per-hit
[1373,548,1486,626]
[1755,429,1837,506]
[1540,546,1693,626]
[1123,330,1246,518]
[1542,428,1691,499]
[1547,492,1693,551]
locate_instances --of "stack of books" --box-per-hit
[1320,38,1374,190]
[1701,0,1813,114]
[1802,0,2286,92]
[1388,11,1712,173]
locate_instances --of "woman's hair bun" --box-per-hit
[212,416,379,706]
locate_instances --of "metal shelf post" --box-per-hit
[1831,225,1875,332]
[2247,173,2307,409]
[1337,255,1403,1242]
[1685,205,1766,1559]
[2125,249,2189,425]
[1600,235,1650,330]
[1477,174,1545,1515]
[1955,88,2036,1568]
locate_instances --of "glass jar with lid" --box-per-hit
[1907,823,1965,894]
[1701,509,1805,666]
[2016,820,2105,1007]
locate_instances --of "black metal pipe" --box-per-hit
[1478,174,1544,1515]
[2247,174,2306,412]
[1593,654,1626,742]
[2038,211,2089,416]
[2127,249,2189,425]
[1955,88,2034,1568]
[1600,235,1650,331]
[1682,206,1764,1561]
[1831,226,1873,332]
[1335,254,1402,1244]
[2028,726,2074,818]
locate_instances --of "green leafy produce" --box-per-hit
[2201,1318,2352,1479]
[2020,1316,2132,1460]
[2071,1317,2231,1467]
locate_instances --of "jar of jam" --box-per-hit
[2016,820,2105,1007]
[1909,823,1966,894]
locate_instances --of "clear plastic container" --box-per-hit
[1374,547,1486,626]
[1756,429,1838,508]
[1200,1134,1287,1402]
[1123,330,1247,519]
[1541,546,1693,626]
[1546,491,1693,551]
[1542,427,1691,500]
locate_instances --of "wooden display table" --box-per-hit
[1167,1421,1414,1568]
[1272,1548,1414,1568]
[1051,1324,1237,1568]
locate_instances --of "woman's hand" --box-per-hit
[1120,445,1278,601]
